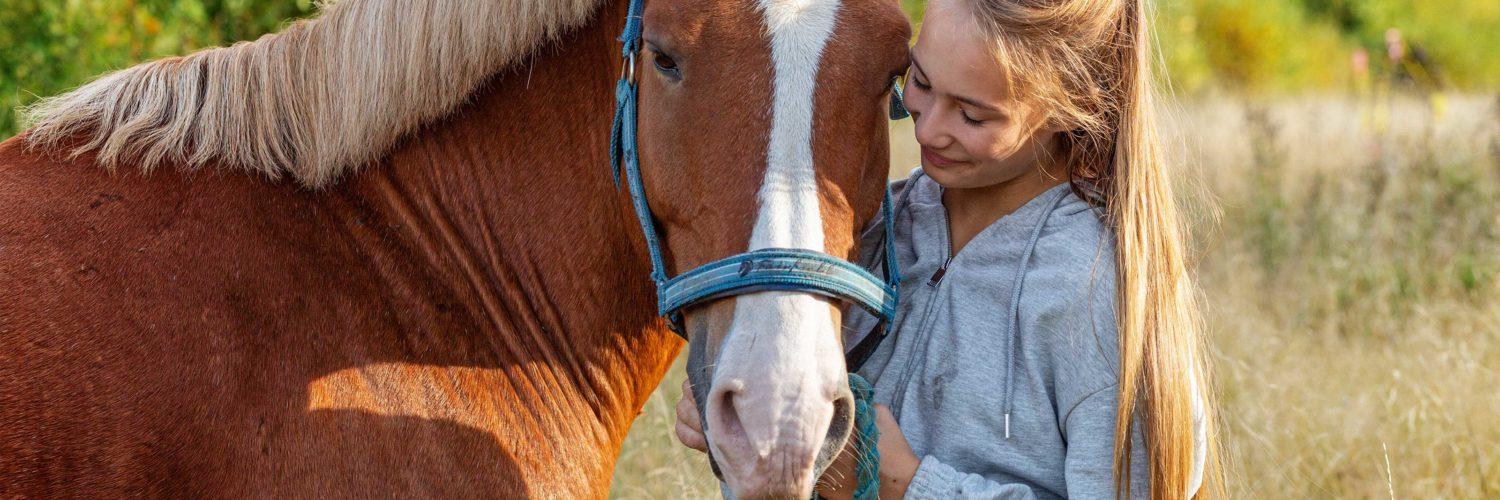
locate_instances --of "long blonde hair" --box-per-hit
[963,0,1222,497]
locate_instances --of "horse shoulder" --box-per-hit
[0,136,383,494]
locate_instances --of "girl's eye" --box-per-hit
[961,110,985,125]
[911,76,932,90]
[652,51,681,80]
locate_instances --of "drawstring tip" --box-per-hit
[1004,413,1011,439]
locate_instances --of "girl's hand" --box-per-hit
[872,404,920,498]
[816,404,921,499]
[675,378,709,452]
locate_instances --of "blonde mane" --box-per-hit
[23,0,604,187]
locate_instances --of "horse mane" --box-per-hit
[22,0,605,187]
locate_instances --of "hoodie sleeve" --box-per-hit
[1060,383,1207,499]
[895,385,1152,500]
[1059,385,1151,499]
[904,455,1039,499]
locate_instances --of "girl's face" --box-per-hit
[904,0,1062,190]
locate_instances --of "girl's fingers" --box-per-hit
[676,380,702,430]
[676,378,708,452]
[675,394,702,431]
[676,420,709,452]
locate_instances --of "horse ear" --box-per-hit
[888,77,910,120]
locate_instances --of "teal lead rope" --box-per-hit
[848,373,880,500]
[841,76,906,500]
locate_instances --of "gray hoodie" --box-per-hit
[843,168,1204,499]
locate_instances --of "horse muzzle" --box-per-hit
[687,291,856,499]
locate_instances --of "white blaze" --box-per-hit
[709,0,847,490]
[750,0,839,252]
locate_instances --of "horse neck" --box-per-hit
[333,0,678,477]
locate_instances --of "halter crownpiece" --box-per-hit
[608,0,902,342]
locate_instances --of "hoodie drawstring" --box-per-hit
[1002,188,1070,439]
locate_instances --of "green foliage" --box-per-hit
[900,0,1499,94]
[1176,0,1500,93]
[1166,0,1350,93]
[1349,0,1500,90]
[900,0,926,25]
[0,0,314,137]
[3,0,1497,138]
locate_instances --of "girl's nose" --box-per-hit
[913,110,954,150]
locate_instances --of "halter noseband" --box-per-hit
[607,0,906,365]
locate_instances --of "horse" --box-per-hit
[0,0,911,497]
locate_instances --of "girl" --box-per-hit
[678,0,1216,497]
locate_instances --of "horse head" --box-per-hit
[630,0,910,496]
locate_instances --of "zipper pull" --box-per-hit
[927,260,950,287]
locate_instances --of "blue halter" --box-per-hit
[607,0,906,349]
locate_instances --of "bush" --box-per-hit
[0,0,314,137]
[899,0,1500,94]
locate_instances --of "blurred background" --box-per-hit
[4,0,1496,497]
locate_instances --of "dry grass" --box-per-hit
[608,94,1500,498]
[1178,94,1500,498]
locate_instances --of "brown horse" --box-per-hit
[0,0,910,498]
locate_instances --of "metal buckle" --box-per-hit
[620,50,637,84]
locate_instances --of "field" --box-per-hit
[609,94,1500,498]
[3,1,1496,497]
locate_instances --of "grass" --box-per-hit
[608,93,1500,498]
[1177,94,1500,497]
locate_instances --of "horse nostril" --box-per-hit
[830,393,853,441]
[817,392,856,472]
[705,374,846,498]
[708,382,751,457]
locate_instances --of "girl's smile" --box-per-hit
[920,145,967,170]
[902,0,1066,202]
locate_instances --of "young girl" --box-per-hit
[678,0,1216,497]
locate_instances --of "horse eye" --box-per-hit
[652,51,681,79]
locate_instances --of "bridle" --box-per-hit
[607,0,909,370]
